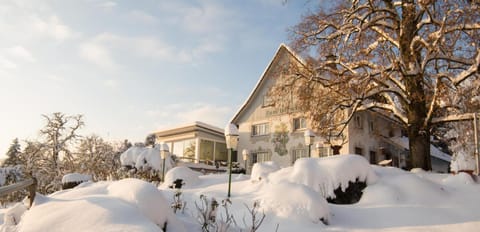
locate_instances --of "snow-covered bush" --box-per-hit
[445,122,476,173]
[18,178,186,231]
[119,145,175,183]
[164,166,201,188]
[250,161,280,181]
[269,155,377,201]
[61,173,92,189]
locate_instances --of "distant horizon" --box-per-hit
[0,0,319,156]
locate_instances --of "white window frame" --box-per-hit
[251,123,270,136]
[293,117,307,131]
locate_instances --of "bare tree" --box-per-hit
[275,0,479,170]
[75,134,118,181]
[38,112,84,192]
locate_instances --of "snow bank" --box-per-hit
[17,178,186,232]
[442,172,475,186]
[61,173,91,184]
[3,203,27,227]
[250,161,280,181]
[269,155,377,199]
[163,166,201,188]
[360,167,449,205]
[258,181,329,224]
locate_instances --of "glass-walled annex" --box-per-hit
[168,138,227,163]
[154,122,227,165]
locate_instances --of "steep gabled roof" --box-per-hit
[230,44,306,123]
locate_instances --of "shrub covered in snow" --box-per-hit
[250,161,280,181]
[16,178,186,231]
[119,145,175,182]
[164,166,202,188]
[269,155,377,201]
[61,173,92,189]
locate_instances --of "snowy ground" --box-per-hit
[1,155,480,232]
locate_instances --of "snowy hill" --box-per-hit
[1,155,480,231]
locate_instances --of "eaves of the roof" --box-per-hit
[230,43,306,124]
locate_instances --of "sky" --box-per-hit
[0,0,319,155]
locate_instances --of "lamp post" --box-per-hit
[160,143,169,183]
[225,123,239,198]
[242,149,249,174]
[304,129,315,158]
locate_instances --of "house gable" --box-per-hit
[230,44,307,124]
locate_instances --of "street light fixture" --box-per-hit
[304,129,315,157]
[159,143,169,183]
[225,123,239,198]
[242,149,249,174]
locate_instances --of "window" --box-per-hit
[354,147,363,156]
[172,139,196,160]
[318,146,330,157]
[369,151,377,164]
[252,123,270,136]
[293,117,307,130]
[292,148,308,164]
[354,115,363,129]
[251,152,271,164]
[214,142,227,161]
[369,121,374,132]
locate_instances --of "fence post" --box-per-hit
[27,178,37,207]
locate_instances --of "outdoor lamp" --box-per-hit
[242,149,249,173]
[160,143,169,182]
[304,129,315,157]
[225,123,239,150]
[224,123,239,198]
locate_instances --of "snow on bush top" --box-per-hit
[269,155,378,199]
[120,145,174,172]
[250,161,280,181]
[17,178,186,232]
[120,145,146,167]
[450,150,476,173]
[61,173,92,184]
[163,166,202,188]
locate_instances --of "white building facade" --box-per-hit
[231,44,450,172]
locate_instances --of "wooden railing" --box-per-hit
[0,178,37,207]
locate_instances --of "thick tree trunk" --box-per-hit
[401,0,432,170]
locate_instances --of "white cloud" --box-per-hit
[7,46,35,62]
[32,15,74,41]
[150,103,233,131]
[104,79,119,88]
[129,10,158,24]
[0,56,17,69]
[99,1,117,9]
[79,40,118,69]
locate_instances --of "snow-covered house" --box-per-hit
[230,44,451,172]
[153,121,228,165]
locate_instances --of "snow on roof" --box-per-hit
[389,136,452,162]
[153,121,223,135]
[61,173,92,184]
[230,44,307,123]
